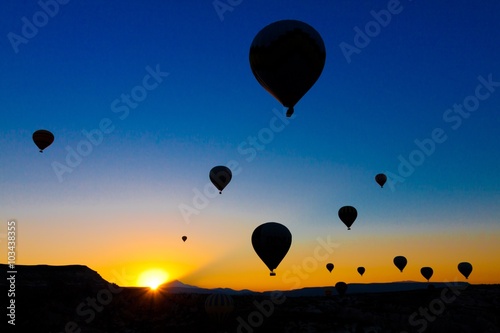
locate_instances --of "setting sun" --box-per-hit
[137,269,169,290]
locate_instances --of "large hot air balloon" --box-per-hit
[249,19,326,117]
[458,262,473,279]
[335,282,348,296]
[251,222,292,276]
[421,267,433,282]
[32,129,54,153]
[357,267,365,276]
[205,293,234,324]
[182,236,187,242]
[338,206,357,230]
[209,166,232,194]
[393,256,407,272]
[375,173,387,188]
[326,263,334,273]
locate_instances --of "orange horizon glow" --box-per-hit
[6,218,500,293]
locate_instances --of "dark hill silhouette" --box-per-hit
[1,264,109,290]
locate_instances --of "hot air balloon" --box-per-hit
[357,267,365,276]
[32,129,54,153]
[421,267,433,282]
[209,166,232,194]
[393,256,407,272]
[326,263,334,273]
[375,173,387,188]
[251,222,292,276]
[458,262,473,279]
[338,206,357,230]
[182,236,187,242]
[335,282,348,296]
[249,19,326,117]
[205,293,234,324]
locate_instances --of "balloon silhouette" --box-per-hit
[420,267,433,281]
[326,263,334,273]
[335,282,348,296]
[357,267,365,276]
[209,166,232,194]
[251,222,292,276]
[32,129,54,153]
[375,173,387,188]
[249,19,326,117]
[458,262,473,279]
[205,293,234,324]
[393,256,407,272]
[182,236,187,242]
[338,206,357,230]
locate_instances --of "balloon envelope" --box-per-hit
[326,263,334,273]
[182,236,187,242]
[357,267,365,276]
[33,129,54,153]
[393,256,407,272]
[205,293,234,324]
[335,282,348,296]
[375,173,387,188]
[458,262,472,279]
[251,222,292,276]
[420,267,433,281]
[209,166,232,194]
[249,19,326,117]
[338,206,357,230]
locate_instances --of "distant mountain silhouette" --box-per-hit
[159,279,254,295]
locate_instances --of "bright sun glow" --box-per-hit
[137,269,169,290]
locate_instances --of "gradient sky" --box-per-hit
[1,0,499,292]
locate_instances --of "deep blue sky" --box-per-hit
[1,1,499,288]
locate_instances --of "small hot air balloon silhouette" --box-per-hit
[249,20,326,117]
[458,262,473,279]
[209,166,232,194]
[326,263,334,273]
[205,293,234,324]
[420,267,433,282]
[338,206,357,230]
[32,129,54,153]
[375,173,387,188]
[182,236,187,242]
[335,282,348,296]
[251,222,292,276]
[357,267,365,276]
[393,256,407,272]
